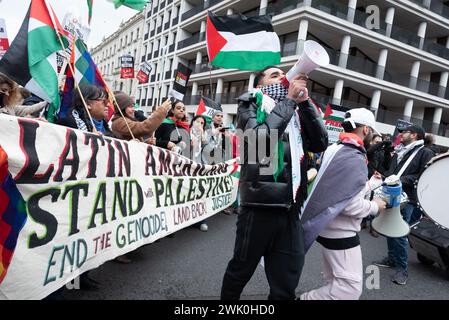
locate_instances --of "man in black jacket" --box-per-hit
[374,124,434,285]
[221,66,328,300]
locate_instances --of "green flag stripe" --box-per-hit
[28,26,64,67]
[30,58,60,123]
[211,51,281,71]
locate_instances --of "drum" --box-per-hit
[416,152,449,229]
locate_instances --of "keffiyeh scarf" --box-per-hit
[253,83,304,202]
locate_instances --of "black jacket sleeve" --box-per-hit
[297,99,328,153]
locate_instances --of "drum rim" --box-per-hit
[415,152,449,229]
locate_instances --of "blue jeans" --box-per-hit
[386,203,422,273]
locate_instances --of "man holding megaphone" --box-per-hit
[220,61,329,299]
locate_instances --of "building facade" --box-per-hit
[91,12,145,98]
[134,0,449,147]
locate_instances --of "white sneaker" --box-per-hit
[200,223,208,232]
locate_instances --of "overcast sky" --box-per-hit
[0,0,138,48]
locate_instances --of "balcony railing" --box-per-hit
[184,95,202,106]
[219,91,245,104]
[281,41,298,57]
[430,0,449,18]
[310,0,347,19]
[192,63,221,74]
[422,39,449,60]
[181,5,203,21]
[390,25,420,48]
[177,32,205,50]
[266,0,304,16]
[377,108,449,137]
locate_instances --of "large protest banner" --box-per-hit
[0,114,239,300]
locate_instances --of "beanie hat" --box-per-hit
[114,92,134,113]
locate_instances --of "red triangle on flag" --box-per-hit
[323,104,333,119]
[30,0,68,37]
[206,13,228,62]
[196,97,206,115]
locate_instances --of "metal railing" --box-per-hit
[377,108,449,136]
[281,41,298,57]
[310,0,348,19]
[177,32,205,50]
[191,63,221,74]
[181,5,204,21]
[266,0,304,16]
[390,25,420,48]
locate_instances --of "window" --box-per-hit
[136,28,140,38]
[131,32,134,43]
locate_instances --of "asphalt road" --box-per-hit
[64,211,449,300]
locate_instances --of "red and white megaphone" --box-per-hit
[282,40,330,89]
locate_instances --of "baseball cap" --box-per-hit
[398,124,425,140]
[343,108,380,135]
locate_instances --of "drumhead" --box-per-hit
[416,153,449,228]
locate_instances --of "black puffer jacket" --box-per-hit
[385,144,434,204]
[237,93,328,209]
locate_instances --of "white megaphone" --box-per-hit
[282,40,330,88]
[371,176,410,238]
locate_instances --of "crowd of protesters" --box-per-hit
[1,70,447,300]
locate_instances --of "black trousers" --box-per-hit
[221,205,305,300]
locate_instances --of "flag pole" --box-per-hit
[208,63,214,100]
[45,0,98,133]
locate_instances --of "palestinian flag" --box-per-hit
[108,0,150,11]
[196,96,222,125]
[206,11,280,71]
[0,0,68,123]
